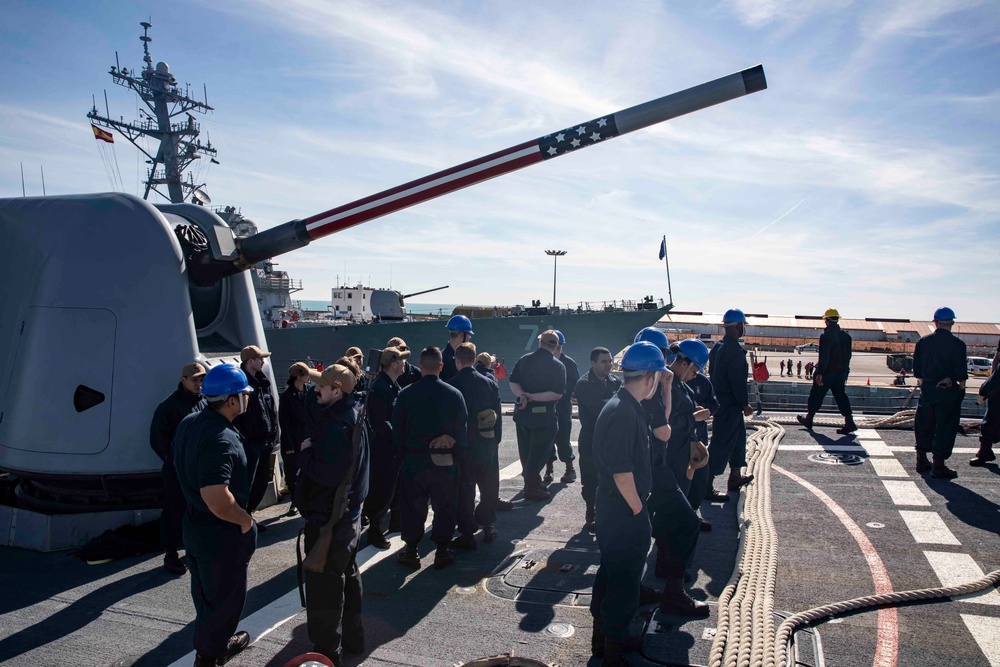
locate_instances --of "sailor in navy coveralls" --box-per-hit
[590,341,669,666]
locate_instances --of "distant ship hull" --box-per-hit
[264,307,668,399]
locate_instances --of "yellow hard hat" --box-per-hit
[824,308,840,319]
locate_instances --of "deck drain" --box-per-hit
[808,452,864,466]
[545,622,575,638]
[455,586,478,594]
[866,522,885,529]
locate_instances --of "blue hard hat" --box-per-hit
[446,314,474,334]
[202,364,253,397]
[933,307,956,322]
[634,326,669,349]
[723,308,746,324]
[673,339,710,371]
[554,330,565,345]
[621,341,669,372]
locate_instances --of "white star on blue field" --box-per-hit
[1,0,998,321]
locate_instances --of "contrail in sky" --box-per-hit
[750,198,805,238]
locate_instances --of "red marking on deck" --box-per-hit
[774,464,898,667]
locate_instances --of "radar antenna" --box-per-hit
[87,21,217,203]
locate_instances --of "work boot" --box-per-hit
[602,638,630,667]
[483,525,498,544]
[396,544,421,569]
[367,528,390,550]
[219,631,250,665]
[450,533,478,550]
[285,505,299,517]
[433,545,455,570]
[560,462,577,483]
[163,550,187,576]
[970,446,996,467]
[193,654,219,667]
[543,461,555,484]
[387,511,402,533]
[659,559,710,618]
[496,498,514,512]
[523,486,552,502]
[360,515,370,529]
[796,412,815,430]
[837,417,858,435]
[584,498,596,533]
[915,450,932,473]
[727,470,754,492]
[931,455,958,479]
[700,519,712,532]
[705,485,729,502]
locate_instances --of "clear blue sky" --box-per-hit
[2,0,998,321]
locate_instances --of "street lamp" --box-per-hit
[545,250,567,308]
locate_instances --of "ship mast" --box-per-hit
[87,21,217,204]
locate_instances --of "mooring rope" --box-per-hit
[708,414,1000,667]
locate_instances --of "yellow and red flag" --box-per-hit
[91,125,114,143]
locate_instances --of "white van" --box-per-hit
[968,357,993,376]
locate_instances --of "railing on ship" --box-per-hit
[256,275,303,292]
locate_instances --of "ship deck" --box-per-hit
[1,413,998,667]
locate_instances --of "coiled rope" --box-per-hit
[708,417,1000,667]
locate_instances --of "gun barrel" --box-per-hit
[222,65,766,280]
[401,285,449,300]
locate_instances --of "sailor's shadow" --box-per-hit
[805,430,870,454]
[342,492,549,664]
[0,567,168,661]
[924,476,1000,535]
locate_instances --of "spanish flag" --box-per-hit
[91,124,114,144]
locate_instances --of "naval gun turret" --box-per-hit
[0,65,766,510]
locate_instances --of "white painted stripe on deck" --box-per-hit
[961,614,1000,666]
[898,511,961,545]
[780,444,866,452]
[925,552,1000,606]
[888,446,978,455]
[881,480,931,506]
[869,457,909,478]
[861,439,894,457]
[500,458,523,481]
[854,429,882,440]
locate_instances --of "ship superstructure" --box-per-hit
[86,22,302,330]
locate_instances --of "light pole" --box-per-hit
[545,250,567,308]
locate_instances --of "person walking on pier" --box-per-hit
[796,309,857,435]
[448,342,503,547]
[173,364,256,667]
[545,330,579,485]
[708,309,754,496]
[362,347,409,549]
[234,345,279,529]
[574,347,621,532]
[913,307,968,478]
[150,362,207,575]
[780,360,785,376]
[797,360,803,378]
[296,364,370,663]
[278,362,312,517]
[509,330,566,501]
[590,342,669,665]
[442,315,474,381]
[393,347,468,570]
